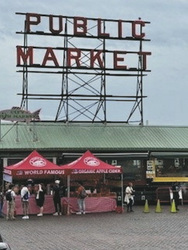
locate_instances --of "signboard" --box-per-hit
[3,174,12,183]
[16,13,151,73]
[146,160,156,179]
[16,13,151,123]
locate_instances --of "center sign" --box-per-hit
[16,13,151,72]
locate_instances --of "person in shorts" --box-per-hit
[21,183,30,219]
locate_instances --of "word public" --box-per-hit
[24,13,147,38]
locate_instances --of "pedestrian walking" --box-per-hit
[6,184,16,220]
[171,182,180,211]
[124,182,135,212]
[53,180,62,216]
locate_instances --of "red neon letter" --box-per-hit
[42,48,59,66]
[132,20,145,39]
[114,51,127,69]
[90,50,104,68]
[74,17,87,36]
[26,13,41,32]
[118,20,123,38]
[138,52,151,70]
[67,48,81,67]
[98,19,110,37]
[17,46,33,65]
[49,15,63,34]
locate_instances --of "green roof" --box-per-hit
[0,122,188,153]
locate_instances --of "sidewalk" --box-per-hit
[0,205,188,250]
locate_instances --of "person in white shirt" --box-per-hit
[124,182,135,212]
[21,183,30,219]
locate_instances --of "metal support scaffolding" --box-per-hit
[16,13,151,124]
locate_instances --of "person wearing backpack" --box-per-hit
[21,183,30,219]
[76,182,87,215]
[6,184,16,220]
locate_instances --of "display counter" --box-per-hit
[62,196,117,214]
[3,195,117,215]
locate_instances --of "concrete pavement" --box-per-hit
[0,204,188,250]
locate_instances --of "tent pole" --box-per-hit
[67,175,70,215]
[0,119,1,141]
[121,173,124,211]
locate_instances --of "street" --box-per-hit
[0,205,188,250]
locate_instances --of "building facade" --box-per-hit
[1,122,188,202]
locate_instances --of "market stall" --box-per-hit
[61,150,123,214]
[62,196,117,214]
[3,150,66,180]
[3,150,123,215]
[3,150,68,215]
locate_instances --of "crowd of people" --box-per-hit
[0,179,89,220]
[0,180,183,220]
[2,181,45,220]
[123,182,183,213]
[0,179,66,220]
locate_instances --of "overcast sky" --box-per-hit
[0,0,188,125]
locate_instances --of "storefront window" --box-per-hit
[104,158,145,182]
[155,158,188,177]
[121,159,145,181]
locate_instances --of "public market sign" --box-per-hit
[16,13,151,72]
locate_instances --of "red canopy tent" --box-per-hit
[4,150,66,180]
[62,150,122,174]
[61,150,123,214]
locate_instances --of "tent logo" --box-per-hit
[84,157,100,167]
[29,157,46,167]
[16,170,23,175]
